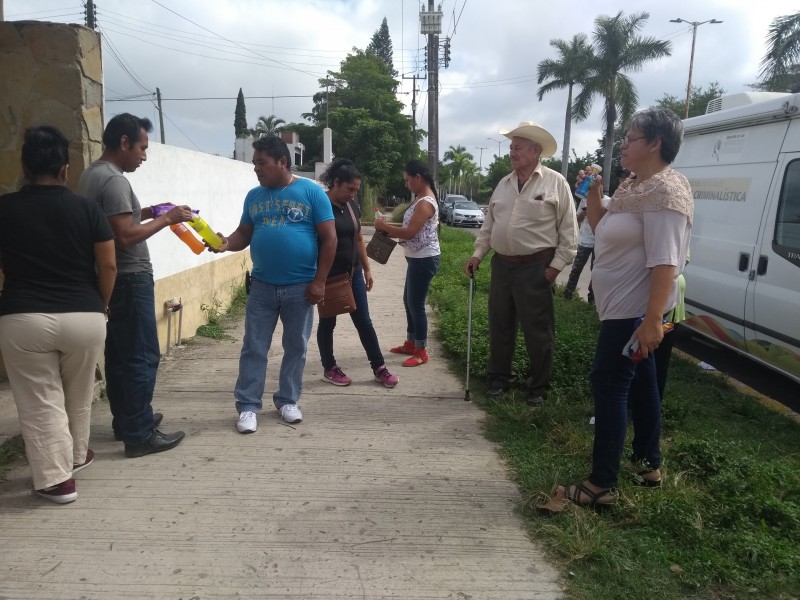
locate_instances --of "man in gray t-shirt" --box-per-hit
[78,113,192,458]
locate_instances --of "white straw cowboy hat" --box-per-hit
[499,121,558,158]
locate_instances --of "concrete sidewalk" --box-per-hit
[0,230,563,599]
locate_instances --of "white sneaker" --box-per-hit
[237,411,257,433]
[278,404,302,423]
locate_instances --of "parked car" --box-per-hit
[447,200,485,228]
[441,194,467,224]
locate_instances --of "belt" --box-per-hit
[495,248,555,263]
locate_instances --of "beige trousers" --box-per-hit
[0,312,106,490]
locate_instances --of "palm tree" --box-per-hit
[250,114,286,138]
[537,34,594,177]
[443,145,475,184]
[574,12,671,190]
[759,11,800,90]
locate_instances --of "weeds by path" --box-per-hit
[429,227,800,600]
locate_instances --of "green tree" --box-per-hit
[537,34,594,177]
[367,17,397,77]
[759,10,800,91]
[305,50,416,198]
[542,150,596,193]
[483,155,512,194]
[655,81,725,118]
[574,11,671,191]
[250,114,285,138]
[442,145,475,180]
[234,88,248,138]
[281,121,323,171]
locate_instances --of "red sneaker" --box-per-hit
[35,478,78,504]
[389,340,416,355]
[402,348,429,367]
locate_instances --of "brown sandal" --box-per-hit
[634,469,662,488]
[565,482,615,511]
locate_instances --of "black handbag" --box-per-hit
[366,231,397,264]
[318,202,359,319]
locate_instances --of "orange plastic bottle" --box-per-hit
[170,223,205,255]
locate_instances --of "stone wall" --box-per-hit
[0,21,103,379]
[0,21,103,195]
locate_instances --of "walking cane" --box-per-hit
[464,266,475,401]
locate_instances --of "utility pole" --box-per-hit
[401,73,421,140]
[85,0,96,29]
[420,2,442,184]
[488,137,504,158]
[476,146,486,201]
[670,18,722,119]
[156,87,165,144]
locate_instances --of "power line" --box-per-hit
[6,10,85,20]
[98,23,345,70]
[99,7,423,58]
[149,0,320,79]
[100,30,153,94]
[147,100,202,152]
[108,95,316,102]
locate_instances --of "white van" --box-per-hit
[671,92,800,384]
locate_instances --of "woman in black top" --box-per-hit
[316,159,399,388]
[0,126,117,504]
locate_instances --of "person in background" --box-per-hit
[79,113,190,458]
[374,160,441,367]
[464,121,577,407]
[654,254,688,400]
[0,126,116,503]
[562,192,610,305]
[316,159,399,388]
[545,108,693,511]
[212,136,336,433]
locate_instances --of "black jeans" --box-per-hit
[563,244,593,300]
[317,268,385,371]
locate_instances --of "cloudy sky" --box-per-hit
[6,0,798,170]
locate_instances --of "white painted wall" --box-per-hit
[126,142,256,280]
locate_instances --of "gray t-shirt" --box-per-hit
[78,160,153,275]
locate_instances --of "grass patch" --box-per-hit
[0,435,25,481]
[195,279,248,339]
[429,226,800,599]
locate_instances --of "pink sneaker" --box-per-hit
[374,366,399,388]
[322,365,352,386]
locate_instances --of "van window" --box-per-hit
[775,159,800,250]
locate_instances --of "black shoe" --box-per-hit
[115,413,163,441]
[124,429,185,458]
[526,393,544,407]
[486,384,509,397]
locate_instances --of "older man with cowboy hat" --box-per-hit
[464,121,577,406]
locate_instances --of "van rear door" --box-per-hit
[747,153,800,382]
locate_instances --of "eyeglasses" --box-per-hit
[621,135,647,146]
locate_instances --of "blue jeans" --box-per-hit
[234,279,314,412]
[403,255,440,347]
[105,272,160,444]
[589,318,661,489]
[317,268,384,371]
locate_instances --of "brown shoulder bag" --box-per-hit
[318,202,358,319]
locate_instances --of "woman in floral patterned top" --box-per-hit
[374,160,441,367]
